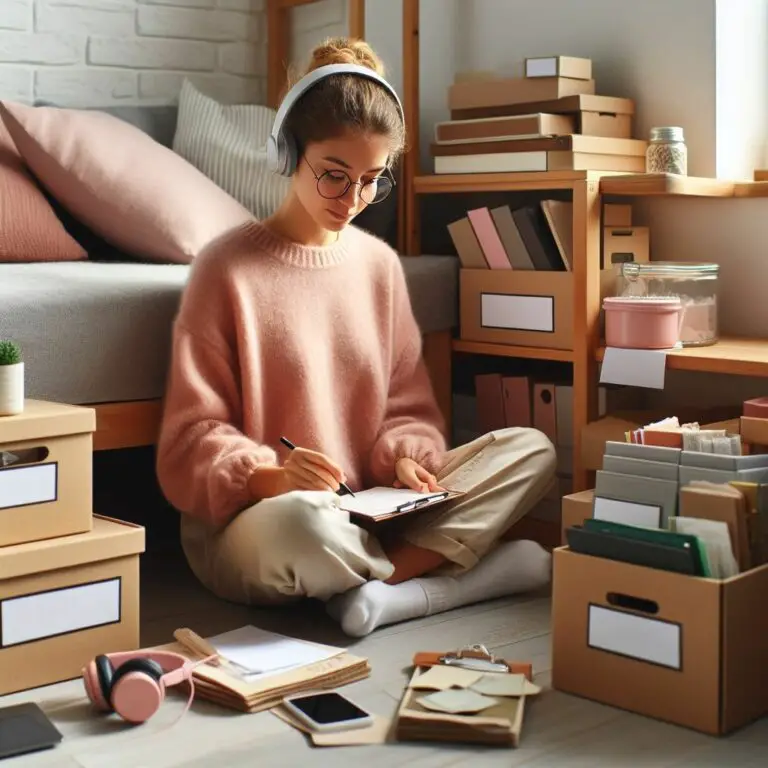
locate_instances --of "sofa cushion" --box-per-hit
[172,80,291,221]
[0,101,253,264]
[0,119,86,263]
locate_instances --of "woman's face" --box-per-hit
[294,129,391,233]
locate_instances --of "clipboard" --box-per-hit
[393,644,541,747]
[339,486,466,523]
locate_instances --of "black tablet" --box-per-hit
[0,702,63,760]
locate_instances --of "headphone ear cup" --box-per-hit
[281,131,298,177]
[266,134,280,175]
[83,654,115,713]
[109,659,165,725]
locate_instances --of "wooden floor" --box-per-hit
[3,537,767,767]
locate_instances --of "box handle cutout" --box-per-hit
[1,447,50,468]
[608,229,634,237]
[606,592,659,615]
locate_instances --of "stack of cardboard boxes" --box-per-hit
[0,399,144,695]
[552,410,768,736]
[432,55,644,174]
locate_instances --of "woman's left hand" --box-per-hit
[394,457,443,492]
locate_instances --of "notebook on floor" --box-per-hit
[339,487,465,523]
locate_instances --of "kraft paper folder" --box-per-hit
[155,640,370,714]
[394,645,541,747]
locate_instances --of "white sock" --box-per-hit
[326,539,551,637]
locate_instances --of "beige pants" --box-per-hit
[180,428,556,605]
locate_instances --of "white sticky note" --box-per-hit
[599,347,669,389]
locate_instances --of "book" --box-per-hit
[340,487,465,523]
[155,638,370,714]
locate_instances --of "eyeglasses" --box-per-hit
[305,159,395,205]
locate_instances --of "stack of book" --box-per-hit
[433,55,645,174]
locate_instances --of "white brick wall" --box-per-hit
[0,0,268,107]
[0,0,349,108]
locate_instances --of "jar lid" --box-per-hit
[603,296,682,312]
[650,126,685,142]
[621,261,719,279]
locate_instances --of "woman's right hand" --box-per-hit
[282,447,346,493]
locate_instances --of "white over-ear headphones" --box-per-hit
[266,63,405,177]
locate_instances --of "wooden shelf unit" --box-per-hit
[400,1,768,493]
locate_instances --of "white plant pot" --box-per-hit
[0,363,24,416]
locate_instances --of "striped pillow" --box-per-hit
[172,80,291,221]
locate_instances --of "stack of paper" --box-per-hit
[156,625,370,713]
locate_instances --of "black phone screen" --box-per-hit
[289,693,369,724]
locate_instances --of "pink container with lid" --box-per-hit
[603,296,683,349]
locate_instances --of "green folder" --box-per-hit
[583,518,712,577]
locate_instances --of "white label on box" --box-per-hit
[588,604,681,670]
[599,347,669,390]
[593,496,662,528]
[481,293,554,333]
[526,57,557,77]
[0,462,57,510]
[1,578,121,648]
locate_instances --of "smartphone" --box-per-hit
[282,691,373,733]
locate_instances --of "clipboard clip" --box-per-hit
[437,644,511,673]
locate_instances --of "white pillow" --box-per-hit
[172,80,291,221]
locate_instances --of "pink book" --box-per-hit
[467,207,512,269]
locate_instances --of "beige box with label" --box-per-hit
[0,400,95,547]
[0,516,144,695]
[552,546,768,735]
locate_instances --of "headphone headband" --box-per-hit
[105,650,195,687]
[267,63,404,177]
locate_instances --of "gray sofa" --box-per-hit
[0,105,458,407]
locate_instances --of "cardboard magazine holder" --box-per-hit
[0,515,144,695]
[0,399,95,547]
[551,545,768,735]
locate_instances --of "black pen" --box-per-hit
[279,436,356,497]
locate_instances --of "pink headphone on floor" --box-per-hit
[82,650,214,725]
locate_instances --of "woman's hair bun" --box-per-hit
[305,37,385,77]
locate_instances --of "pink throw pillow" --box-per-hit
[0,119,86,263]
[0,102,254,264]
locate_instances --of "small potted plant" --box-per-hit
[0,340,24,416]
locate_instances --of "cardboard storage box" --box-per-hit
[741,416,768,447]
[560,488,594,544]
[552,547,768,735]
[460,269,616,351]
[0,515,144,695]
[0,399,95,547]
[602,226,649,267]
[580,111,631,138]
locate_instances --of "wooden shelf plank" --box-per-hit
[453,339,574,362]
[600,173,735,197]
[414,170,590,195]
[595,337,768,376]
[733,181,768,198]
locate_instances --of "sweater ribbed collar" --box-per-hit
[246,220,351,268]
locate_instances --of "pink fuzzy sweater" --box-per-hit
[156,220,447,530]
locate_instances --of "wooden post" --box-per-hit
[266,0,291,108]
[348,0,365,39]
[571,177,602,491]
[401,0,420,256]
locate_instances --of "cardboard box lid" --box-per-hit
[0,399,96,444]
[0,515,144,580]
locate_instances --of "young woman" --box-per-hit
[156,38,556,638]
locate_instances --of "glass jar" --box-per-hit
[616,262,719,347]
[646,126,688,175]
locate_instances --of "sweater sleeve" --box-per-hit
[156,325,278,529]
[367,262,447,486]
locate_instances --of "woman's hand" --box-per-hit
[283,447,346,493]
[394,457,443,492]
